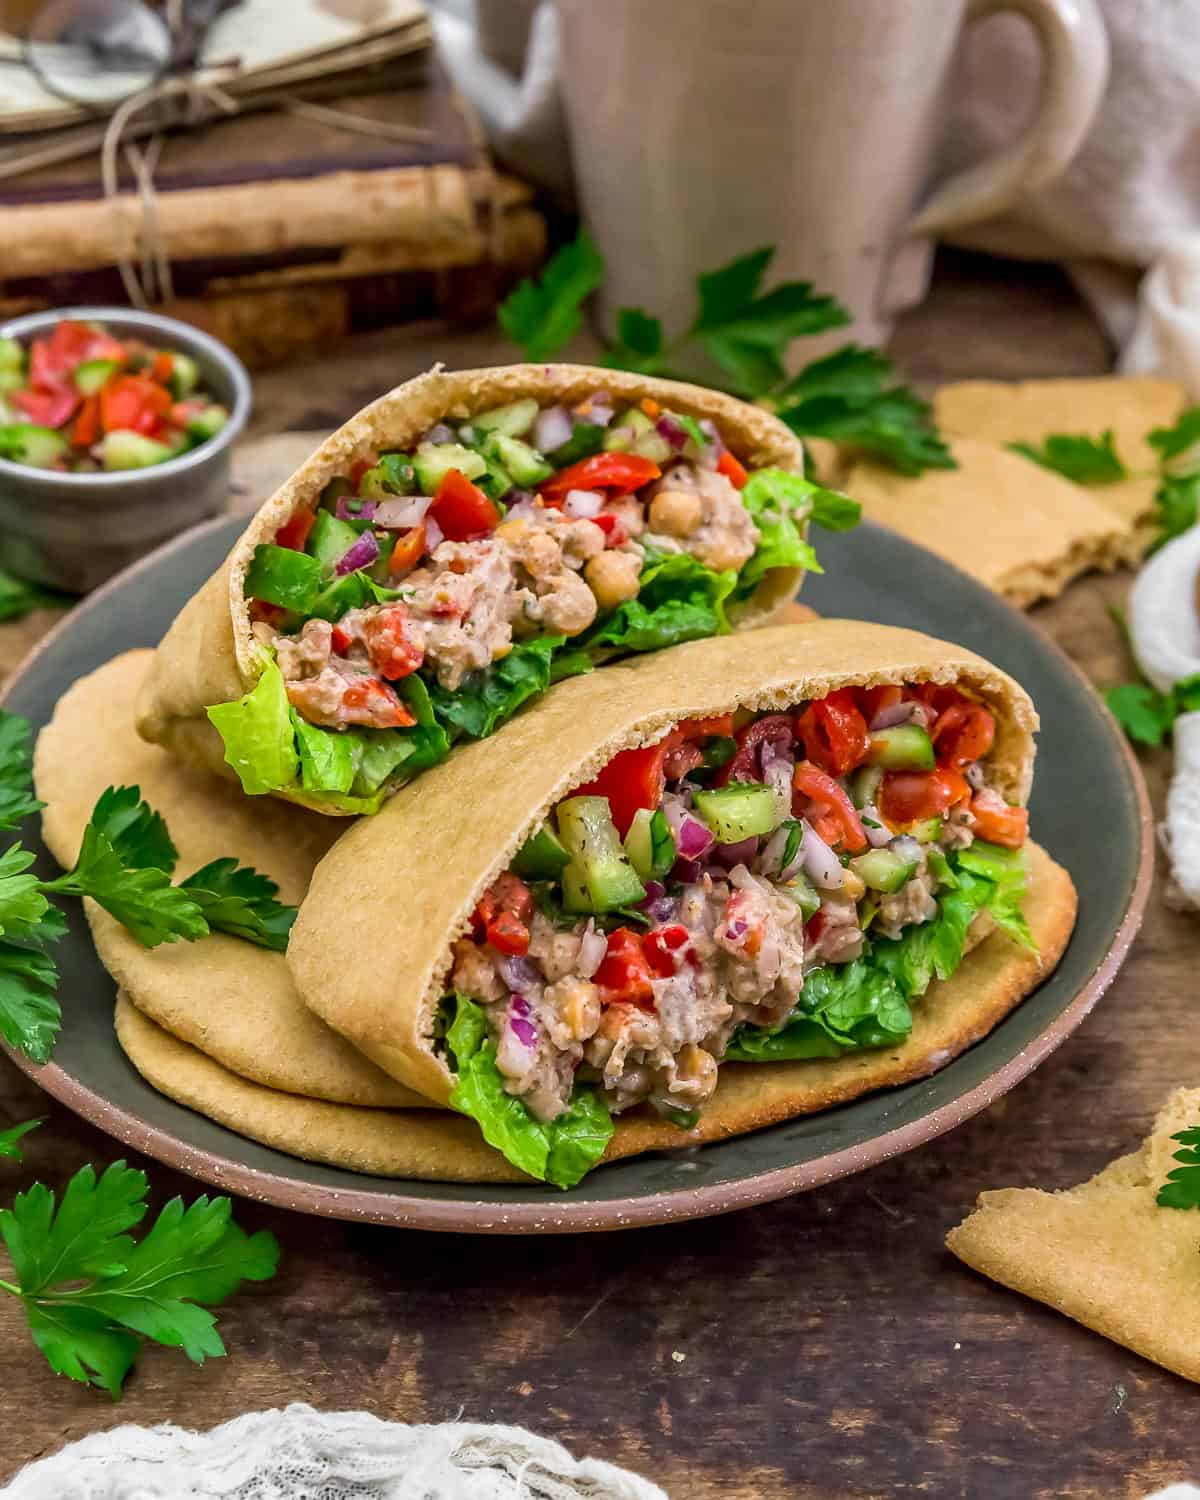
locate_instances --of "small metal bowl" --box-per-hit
[0,306,251,593]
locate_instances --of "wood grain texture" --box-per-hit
[0,250,1193,1498]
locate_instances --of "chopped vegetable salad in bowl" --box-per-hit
[149,366,857,815]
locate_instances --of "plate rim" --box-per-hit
[1,516,1156,1233]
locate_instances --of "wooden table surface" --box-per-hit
[0,252,1191,1498]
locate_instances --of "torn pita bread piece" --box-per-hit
[33,650,421,1108]
[844,437,1126,607]
[135,363,814,818]
[935,375,1187,556]
[290,620,1076,1188]
[948,1087,1200,1384]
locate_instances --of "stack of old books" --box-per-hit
[0,0,545,364]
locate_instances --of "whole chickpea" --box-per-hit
[584,550,642,610]
[648,487,702,537]
[668,1044,719,1105]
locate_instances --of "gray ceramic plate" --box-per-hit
[2,517,1152,1233]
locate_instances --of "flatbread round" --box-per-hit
[34,651,420,1108]
[288,619,1047,1107]
[134,364,808,813]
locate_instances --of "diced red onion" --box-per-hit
[859,804,893,849]
[498,956,539,992]
[577,921,607,979]
[423,422,455,444]
[660,791,694,834]
[698,418,725,464]
[424,517,445,552]
[334,531,380,576]
[335,496,376,522]
[677,815,714,860]
[759,823,804,880]
[564,488,604,518]
[765,759,793,823]
[910,701,934,730]
[577,391,613,426]
[672,856,704,884]
[509,1007,538,1051]
[373,496,431,529]
[965,762,985,790]
[534,405,572,453]
[870,700,916,731]
[714,836,758,868]
[891,835,923,866]
[800,819,845,890]
[656,414,688,451]
[505,492,537,521]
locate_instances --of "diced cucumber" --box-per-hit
[561,863,592,915]
[780,872,820,920]
[850,764,883,810]
[472,398,538,438]
[957,839,1025,881]
[859,899,879,930]
[244,544,322,612]
[361,452,417,497]
[512,820,571,880]
[320,476,354,509]
[866,724,935,770]
[556,795,645,912]
[166,351,199,400]
[926,847,956,888]
[547,423,606,466]
[0,424,68,469]
[308,571,374,622]
[413,442,487,495]
[910,816,943,843]
[73,357,119,396]
[848,848,918,894]
[474,453,515,503]
[631,429,673,464]
[98,429,172,470]
[623,807,676,881]
[615,407,655,436]
[485,432,553,488]
[692,783,778,844]
[185,404,228,443]
[0,337,24,374]
[307,510,362,569]
[0,370,22,395]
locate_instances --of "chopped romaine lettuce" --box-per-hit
[580,552,736,655]
[207,660,299,797]
[427,636,564,741]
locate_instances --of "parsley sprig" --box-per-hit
[1007,431,1127,485]
[499,232,953,476]
[0,710,298,1064]
[0,1122,278,1396]
[1157,1126,1200,1211]
[1105,673,1200,749]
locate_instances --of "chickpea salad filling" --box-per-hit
[208,392,857,812]
[440,682,1037,1186]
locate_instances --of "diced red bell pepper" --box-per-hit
[475,872,534,955]
[276,509,316,552]
[388,523,426,575]
[932,701,996,768]
[969,794,1028,848]
[539,453,661,506]
[717,450,748,488]
[912,681,967,718]
[661,714,736,780]
[71,394,101,448]
[362,603,425,680]
[339,677,415,729]
[594,927,655,1007]
[12,384,78,429]
[592,512,628,547]
[879,767,970,827]
[484,910,530,955]
[430,468,500,540]
[331,624,352,654]
[796,689,871,778]
[100,374,172,436]
[575,715,735,837]
[792,760,867,852]
[717,713,793,785]
[642,923,689,977]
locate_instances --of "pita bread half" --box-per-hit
[844,437,1126,609]
[288,619,1046,1108]
[134,364,808,814]
[115,839,1073,1183]
[935,375,1186,555]
[948,1086,1200,1385]
[34,650,420,1109]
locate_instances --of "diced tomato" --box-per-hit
[362,603,424,680]
[969,794,1028,848]
[150,351,173,384]
[51,319,123,369]
[717,450,748,488]
[388,523,426,575]
[71,394,100,448]
[574,742,668,838]
[912,681,967,718]
[100,374,171,435]
[796,689,871,777]
[539,453,661,505]
[485,910,530,955]
[858,684,902,724]
[12,384,78,428]
[169,399,204,427]
[661,713,736,780]
[592,512,628,546]
[331,625,352,654]
[594,928,655,1007]
[879,767,970,827]
[805,908,827,944]
[249,600,288,627]
[723,889,765,957]
[276,509,316,552]
[811,811,844,848]
[339,676,415,729]
[792,760,867,851]
[475,872,534,954]
[932,702,996,768]
[717,713,793,785]
[642,924,689,977]
[430,468,499,540]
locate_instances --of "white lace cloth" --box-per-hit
[0,1404,668,1500]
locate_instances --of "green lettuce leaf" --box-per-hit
[207,661,298,798]
[291,711,356,795]
[580,552,736,655]
[427,637,563,741]
[737,468,828,595]
[444,996,613,1188]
